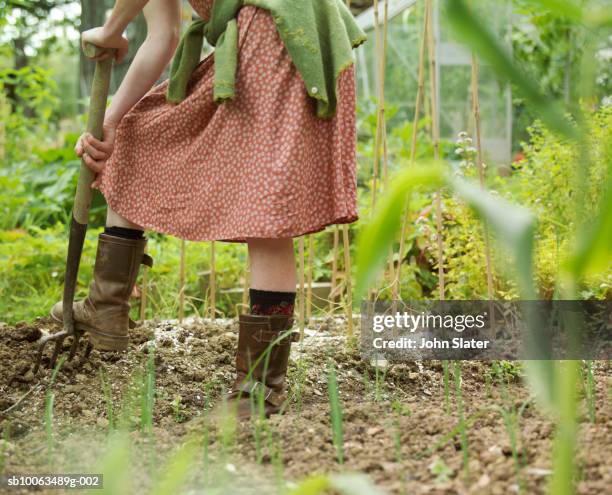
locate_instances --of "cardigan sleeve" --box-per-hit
[212,18,238,102]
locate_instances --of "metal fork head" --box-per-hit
[33,329,93,374]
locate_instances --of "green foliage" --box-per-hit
[422,107,610,301]
[503,107,611,298]
[0,134,109,230]
[429,458,454,484]
[0,225,251,325]
[0,66,60,159]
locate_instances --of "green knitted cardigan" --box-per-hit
[166,0,367,119]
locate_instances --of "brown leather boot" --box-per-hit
[223,313,299,420]
[51,233,153,351]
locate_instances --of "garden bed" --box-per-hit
[0,318,610,494]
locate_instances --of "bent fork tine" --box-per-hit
[33,329,89,374]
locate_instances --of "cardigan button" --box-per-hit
[311,86,319,94]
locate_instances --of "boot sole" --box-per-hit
[50,309,129,352]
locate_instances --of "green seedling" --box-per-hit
[430,458,453,484]
[140,347,156,433]
[0,426,9,475]
[584,360,596,424]
[171,394,184,423]
[100,367,115,431]
[453,362,469,478]
[493,361,527,492]
[442,360,451,413]
[327,359,344,464]
[289,356,309,416]
[45,355,66,465]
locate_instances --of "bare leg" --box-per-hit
[106,207,143,230]
[247,238,296,292]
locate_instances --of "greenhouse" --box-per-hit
[355,0,513,163]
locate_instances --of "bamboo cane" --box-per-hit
[342,225,353,337]
[298,237,306,339]
[380,0,396,288]
[242,253,250,314]
[209,241,216,319]
[370,0,391,301]
[471,53,496,337]
[306,235,314,321]
[371,0,383,212]
[179,239,186,322]
[381,0,390,191]
[427,0,445,300]
[330,227,340,311]
[0,92,6,163]
[470,55,494,296]
[393,0,430,301]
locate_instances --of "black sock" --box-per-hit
[104,226,145,240]
[249,288,296,316]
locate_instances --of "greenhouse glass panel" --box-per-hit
[356,0,513,164]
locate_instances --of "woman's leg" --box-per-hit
[247,238,296,292]
[50,207,151,351]
[246,238,297,314]
[226,238,297,419]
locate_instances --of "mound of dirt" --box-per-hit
[0,318,610,494]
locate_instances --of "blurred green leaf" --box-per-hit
[449,177,536,298]
[522,0,583,22]
[287,476,330,495]
[329,473,388,495]
[567,174,612,278]
[98,433,132,495]
[151,440,197,495]
[288,473,387,495]
[355,163,446,297]
[522,0,612,28]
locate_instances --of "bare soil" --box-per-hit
[0,317,610,494]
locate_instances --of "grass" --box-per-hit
[289,356,309,416]
[327,359,344,465]
[390,400,410,495]
[99,367,115,431]
[140,347,156,433]
[583,360,596,424]
[0,426,9,475]
[373,361,389,402]
[253,416,266,465]
[442,360,451,413]
[453,362,469,478]
[493,361,527,492]
[171,394,184,423]
[45,355,66,464]
[265,422,285,491]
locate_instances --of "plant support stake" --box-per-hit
[34,43,115,373]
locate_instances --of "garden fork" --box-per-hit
[33,43,116,373]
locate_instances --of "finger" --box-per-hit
[82,153,105,174]
[91,177,101,189]
[90,51,112,62]
[85,134,114,153]
[82,136,110,160]
[83,143,108,161]
[82,40,112,61]
[75,137,84,156]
